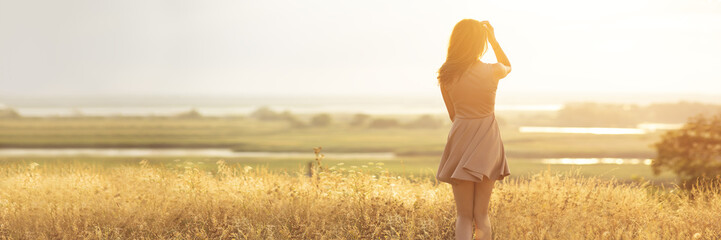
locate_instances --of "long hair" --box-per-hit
[437,19,488,86]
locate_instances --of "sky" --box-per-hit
[1,0,720,99]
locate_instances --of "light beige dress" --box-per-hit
[436,61,510,185]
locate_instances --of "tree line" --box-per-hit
[249,106,443,129]
[556,101,721,127]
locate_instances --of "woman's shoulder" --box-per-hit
[466,61,494,77]
[475,60,495,70]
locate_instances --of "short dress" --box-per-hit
[436,61,510,185]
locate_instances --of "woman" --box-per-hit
[436,19,512,240]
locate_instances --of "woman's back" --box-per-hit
[441,61,499,119]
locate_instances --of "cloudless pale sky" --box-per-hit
[1,0,720,98]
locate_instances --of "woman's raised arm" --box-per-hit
[482,21,512,80]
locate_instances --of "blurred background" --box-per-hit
[1,0,720,184]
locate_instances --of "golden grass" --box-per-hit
[0,161,719,239]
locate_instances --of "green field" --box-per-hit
[0,116,659,158]
[0,116,675,183]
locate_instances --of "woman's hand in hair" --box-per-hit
[481,20,511,78]
[480,21,494,37]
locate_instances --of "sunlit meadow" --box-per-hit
[2,0,721,239]
[1,157,719,239]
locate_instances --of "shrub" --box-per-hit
[250,106,306,128]
[310,113,332,127]
[349,113,370,127]
[0,107,20,118]
[175,108,202,118]
[250,106,281,120]
[368,118,400,129]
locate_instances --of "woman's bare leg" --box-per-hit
[452,180,474,240]
[472,178,495,240]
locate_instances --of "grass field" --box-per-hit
[0,155,677,184]
[0,116,659,158]
[0,115,675,185]
[0,161,716,239]
[0,115,704,239]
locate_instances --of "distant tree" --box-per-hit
[250,106,281,120]
[653,113,721,187]
[404,114,442,129]
[249,107,305,127]
[349,113,370,127]
[310,113,332,127]
[368,118,400,129]
[0,107,20,118]
[279,110,306,128]
[175,108,202,118]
